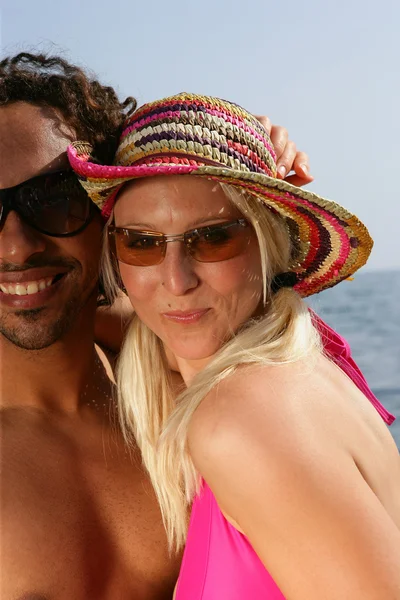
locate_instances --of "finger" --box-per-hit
[269,126,289,162]
[284,173,314,187]
[254,115,272,135]
[293,151,312,180]
[275,140,297,179]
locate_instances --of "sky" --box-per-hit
[1,0,399,271]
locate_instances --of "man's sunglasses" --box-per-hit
[108,219,251,267]
[0,170,93,237]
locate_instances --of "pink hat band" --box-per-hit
[68,93,373,297]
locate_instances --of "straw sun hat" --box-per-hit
[68,93,373,297]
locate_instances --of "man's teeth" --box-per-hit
[0,277,55,295]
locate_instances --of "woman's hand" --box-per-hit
[255,115,314,187]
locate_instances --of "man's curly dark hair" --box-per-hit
[0,52,136,304]
[0,52,137,163]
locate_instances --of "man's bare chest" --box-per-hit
[0,420,179,599]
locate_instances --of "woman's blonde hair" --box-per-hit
[101,180,322,550]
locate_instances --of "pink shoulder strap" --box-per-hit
[312,311,395,425]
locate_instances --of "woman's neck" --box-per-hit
[164,346,214,386]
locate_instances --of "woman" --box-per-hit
[69,94,400,599]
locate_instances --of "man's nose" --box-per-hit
[0,211,47,265]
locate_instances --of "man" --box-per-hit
[0,53,312,599]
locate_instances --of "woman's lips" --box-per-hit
[162,309,210,324]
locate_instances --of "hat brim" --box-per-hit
[68,143,373,298]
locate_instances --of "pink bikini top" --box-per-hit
[175,316,395,599]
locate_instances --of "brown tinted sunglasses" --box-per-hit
[108,219,251,266]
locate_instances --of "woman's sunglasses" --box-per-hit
[0,170,93,237]
[108,219,251,266]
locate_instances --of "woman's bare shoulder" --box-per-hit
[187,358,329,473]
[187,361,400,599]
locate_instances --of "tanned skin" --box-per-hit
[0,102,181,600]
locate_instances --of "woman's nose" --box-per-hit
[160,241,199,296]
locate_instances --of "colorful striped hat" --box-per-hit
[67,92,373,297]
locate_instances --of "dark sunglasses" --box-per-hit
[0,170,93,237]
[108,219,251,266]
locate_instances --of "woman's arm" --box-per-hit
[188,363,400,600]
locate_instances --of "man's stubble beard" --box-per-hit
[0,268,99,351]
